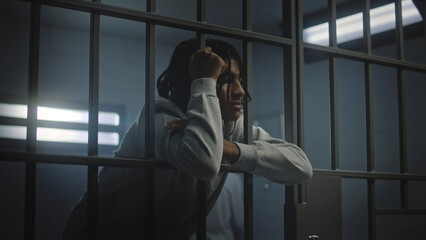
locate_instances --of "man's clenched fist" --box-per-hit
[189,47,226,81]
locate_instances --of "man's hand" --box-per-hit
[189,47,226,81]
[166,119,187,131]
[222,140,240,164]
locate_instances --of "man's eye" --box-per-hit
[222,76,233,83]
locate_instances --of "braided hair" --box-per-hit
[156,38,251,113]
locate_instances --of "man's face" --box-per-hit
[217,60,245,121]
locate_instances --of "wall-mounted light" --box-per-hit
[0,103,120,146]
[0,125,119,145]
[303,0,423,46]
[0,103,119,126]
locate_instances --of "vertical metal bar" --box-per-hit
[395,0,409,210]
[294,0,306,205]
[395,0,405,61]
[146,0,156,161]
[196,2,207,240]
[88,1,100,239]
[328,0,339,170]
[362,0,372,55]
[26,0,40,154]
[295,0,305,152]
[25,2,41,240]
[243,0,252,33]
[283,0,306,226]
[243,44,254,240]
[197,0,206,25]
[243,173,253,240]
[284,0,304,239]
[329,64,339,170]
[328,0,337,48]
[363,0,374,175]
[284,185,298,240]
[196,179,207,240]
[283,0,297,147]
[363,1,376,239]
[367,179,376,240]
[196,0,206,48]
[243,0,253,143]
[145,0,156,238]
[243,1,253,239]
[327,1,342,236]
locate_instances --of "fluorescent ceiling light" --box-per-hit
[0,125,119,146]
[303,0,423,46]
[0,103,120,126]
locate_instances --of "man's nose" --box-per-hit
[232,81,245,98]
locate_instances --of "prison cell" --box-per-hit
[1,0,426,240]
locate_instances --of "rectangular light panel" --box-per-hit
[303,0,423,46]
[0,103,120,126]
[0,125,119,146]
[0,103,121,145]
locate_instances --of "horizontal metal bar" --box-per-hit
[0,151,171,168]
[0,151,246,173]
[314,169,426,181]
[3,151,426,180]
[376,209,426,215]
[304,43,426,73]
[30,0,293,47]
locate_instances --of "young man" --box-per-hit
[63,39,312,240]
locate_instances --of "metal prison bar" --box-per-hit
[196,1,207,239]
[1,0,426,240]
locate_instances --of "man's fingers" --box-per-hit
[166,119,187,130]
[189,47,226,80]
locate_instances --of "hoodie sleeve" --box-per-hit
[156,78,224,181]
[226,122,313,184]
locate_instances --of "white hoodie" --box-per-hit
[62,78,312,240]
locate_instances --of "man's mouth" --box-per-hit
[231,103,242,110]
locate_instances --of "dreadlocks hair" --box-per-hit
[156,38,251,114]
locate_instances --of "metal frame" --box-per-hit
[2,0,425,239]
